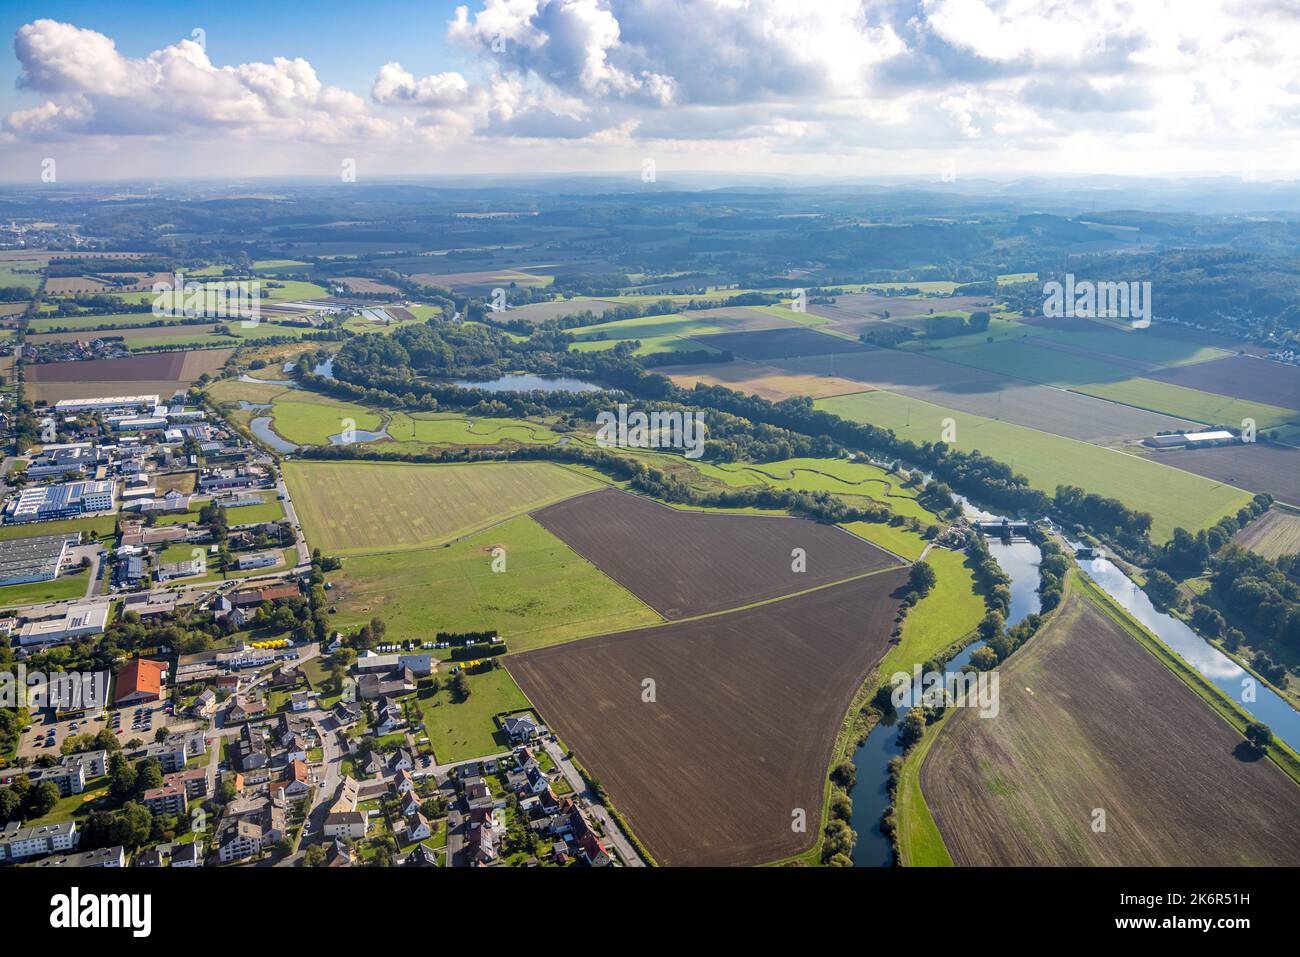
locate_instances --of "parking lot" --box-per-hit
[16,698,194,760]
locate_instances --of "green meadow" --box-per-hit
[817,390,1253,542]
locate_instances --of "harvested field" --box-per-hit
[45,272,171,295]
[572,307,793,346]
[508,567,909,866]
[24,349,233,403]
[921,585,1300,866]
[1148,443,1300,506]
[689,326,868,360]
[782,350,1193,443]
[530,487,900,619]
[497,298,624,324]
[807,293,994,335]
[665,360,869,401]
[282,459,603,555]
[334,276,401,294]
[1148,355,1300,413]
[1232,508,1300,559]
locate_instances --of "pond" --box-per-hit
[249,416,298,454]
[448,372,604,393]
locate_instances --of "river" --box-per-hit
[848,509,1042,866]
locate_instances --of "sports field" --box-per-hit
[329,514,659,652]
[282,459,604,555]
[817,390,1253,542]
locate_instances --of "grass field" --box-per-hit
[0,570,89,610]
[0,260,42,290]
[817,390,1252,542]
[282,459,604,555]
[413,668,533,763]
[0,515,117,542]
[383,411,565,449]
[876,546,985,679]
[702,456,937,523]
[1074,376,1300,430]
[266,392,383,446]
[329,514,659,652]
[840,520,930,561]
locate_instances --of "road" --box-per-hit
[540,738,645,867]
[274,474,312,567]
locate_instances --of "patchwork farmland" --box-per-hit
[1231,507,1300,559]
[919,582,1300,866]
[23,348,233,403]
[531,487,901,619]
[509,567,909,866]
[281,459,604,555]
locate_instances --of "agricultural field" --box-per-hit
[1231,507,1300,559]
[665,360,869,401]
[817,390,1253,542]
[0,259,42,290]
[569,306,790,344]
[806,292,994,336]
[27,323,233,351]
[24,349,233,403]
[778,349,1193,444]
[874,545,985,678]
[1143,443,1300,507]
[919,583,1300,866]
[495,297,624,324]
[508,566,909,866]
[329,514,659,653]
[531,487,901,619]
[28,312,178,333]
[282,460,603,555]
[690,326,869,359]
[1075,376,1300,431]
[1147,355,1300,412]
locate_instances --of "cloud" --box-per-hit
[7,3,1300,178]
[7,18,388,140]
[371,62,472,107]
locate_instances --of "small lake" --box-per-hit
[249,416,298,454]
[448,373,603,393]
[239,374,299,388]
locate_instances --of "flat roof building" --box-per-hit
[4,479,114,523]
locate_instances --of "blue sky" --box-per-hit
[0,2,1295,183]
[0,0,469,105]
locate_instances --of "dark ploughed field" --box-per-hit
[1147,355,1300,412]
[688,326,870,360]
[530,487,900,619]
[921,586,1300,866]
[508,567,908,866]
[1148,443,1300,507]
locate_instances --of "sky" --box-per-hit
[0,0,1297,184]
